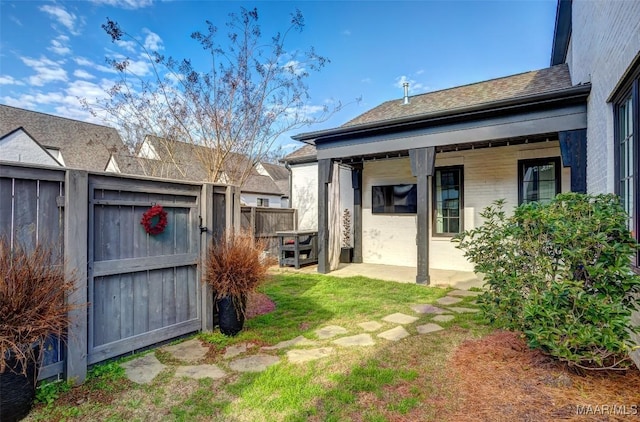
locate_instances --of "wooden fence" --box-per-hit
[240,206,297,256]
[0,162,241,384]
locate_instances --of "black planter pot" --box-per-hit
[1,345,40,422]
[340,247,353,263]
[216,295,246,336]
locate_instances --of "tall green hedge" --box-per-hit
[455,193,640,370]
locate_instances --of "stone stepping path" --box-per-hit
[120,287,482,384]
[262,336,317,350]
[315,325,348,339]
[229,355,280,372]
[163,339,209,363]
[417,323,444,334]
[411,304,448,314]
[378,326,410,341]
[436,296,463,306]
[287,347,334,363]
[333,333,375,347]
[175,364,226,380]
[432,314,455,322]
[121,354,167,384]
[358,321,383,332]
[382,313,419,324]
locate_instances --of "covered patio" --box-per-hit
[272,262,484,290]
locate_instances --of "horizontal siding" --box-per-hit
[362,141,569,271]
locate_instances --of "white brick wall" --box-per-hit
[568,0,640,194]
[361,142,570,271]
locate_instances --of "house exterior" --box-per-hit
[288,63,588,281]
[135,135,288,207]
[0,104,139,174]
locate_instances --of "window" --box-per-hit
[433,166,463,235]
[613,59,639,267]
[518,157,561,205]
[257,198,269,207]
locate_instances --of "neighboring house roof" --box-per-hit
[0,104,136,172]
[135,136,283,195]
[342,64,573,127]
[260,162,289,181]
[282,144,317,164]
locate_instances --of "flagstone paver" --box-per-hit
[448,289,482,297]
[175,364,227,380]
[262,336,317,350]
[121,354,167,384]
[333,333,375,347]
[411,304,449,314]
[432,314,455,322]
[378,326,410,341]
[287,347,334,363]
[162,338,209,363]
[448,307,480,313]
[224,343,255,359]
[316,325,348,339]
[358,321,383,332]
[416,323,444,334]
[382,313,419,324]
[229,355,280,372]
[436,296,463,306]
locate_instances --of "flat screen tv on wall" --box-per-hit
[372,184,417,214]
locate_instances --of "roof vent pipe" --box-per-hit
[402,82,410,105]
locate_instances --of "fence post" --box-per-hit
[64,170,88,384]
[250,207,256,237]
[200,183,214,332]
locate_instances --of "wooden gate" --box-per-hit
[87,175,202,364]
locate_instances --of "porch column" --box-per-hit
[410,147,436,285]
[318,158,333,273]
[351,164,363,263]
[558,129,587,193]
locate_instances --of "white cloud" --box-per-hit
[342,30,351,36]
[142,29,163,51]
[39,5,80,35]
[361,77,372,84]
[74,69,96,79]
[415,69,425,75]
[283,60,305,76]
[20,56,68,86]
[0,75,25,86]
[394,75,428,94]
[88,0,154,10]
[115,39,137,53]
[74,56,117,74]
[48,35,71,55]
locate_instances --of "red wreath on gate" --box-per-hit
[140,204,168,235]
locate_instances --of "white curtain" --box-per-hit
[328,163,341,270]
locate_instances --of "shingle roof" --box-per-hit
[282,144,317,164]
[260,162,289,181]
[343,64,572,127]
[140,136,283,195]
[0,104,136,172]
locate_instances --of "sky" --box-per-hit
[0,0,558,153]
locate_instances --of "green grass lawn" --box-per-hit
[27,273,490,422]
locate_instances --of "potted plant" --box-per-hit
[0,239,79,422]
[340,208,353,263]
[204,231,275,336]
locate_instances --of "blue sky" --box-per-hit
[0,0,558,153]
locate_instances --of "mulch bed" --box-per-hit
[449,330,640,421]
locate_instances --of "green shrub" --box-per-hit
[454,193,640,370]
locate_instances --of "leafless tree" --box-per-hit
[87,8,341,185]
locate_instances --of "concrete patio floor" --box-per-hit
[272,262,484,290]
